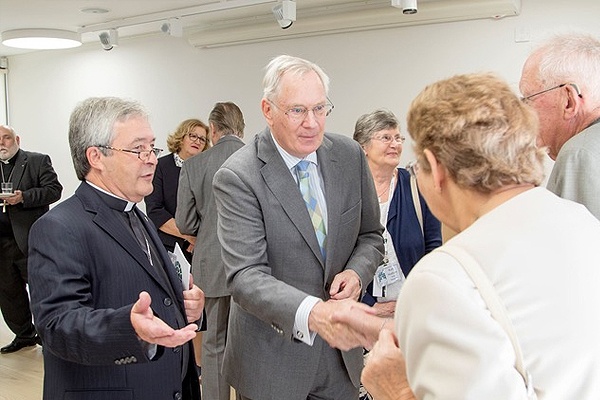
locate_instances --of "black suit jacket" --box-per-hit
[28,182,199,400]
[145,153,187,252]
[6,149,62,254]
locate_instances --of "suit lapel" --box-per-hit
[317,136,340,271]
[257,130,324,266]
[76,183,178,295]
[10,150,27,189]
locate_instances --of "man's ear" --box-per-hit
[87,146,104,170]
[423,149,445,192]
[564,84,582,119]
[261,98,274,126]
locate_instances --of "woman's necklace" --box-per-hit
[376,170,397,202]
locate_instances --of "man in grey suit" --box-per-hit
[520,33,600,220]
[28,97,205,400]
[0,125,62,353]
[213,55,384,400]
[176,101,246,400]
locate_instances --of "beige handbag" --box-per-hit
[435,245,538,400]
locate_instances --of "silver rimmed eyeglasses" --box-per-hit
[372,134,406,145]
[269,98,335,122]
[406,160,420,177]
[96,145,163,162]
[521,83,582,102]
[188,133,207,144]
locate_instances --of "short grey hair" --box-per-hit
[69,97,148,180]
[533,33,600,105]
[353,109,400,146]
[262,55,330,101]
[209,102,245,139]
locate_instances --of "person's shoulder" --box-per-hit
[157,153,175,165]
[20,149,50,160]
[323,132,362,154]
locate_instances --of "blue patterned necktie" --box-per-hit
[295,160,327,259]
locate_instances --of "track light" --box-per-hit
[272,1,296,30]
[99,29,118,51]
[161,18,183,37]
[391,0,418,14]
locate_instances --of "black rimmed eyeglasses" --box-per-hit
[521,83,582,102]
[96,145,163,162]
[188,133,207,144]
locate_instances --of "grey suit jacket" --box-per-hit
[547,122,600,221]
[28,182,199,400]
[213,128,384,400]
[176,135,245,297]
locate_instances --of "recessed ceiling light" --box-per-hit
[1,29,82,50]
[81,7,110,14]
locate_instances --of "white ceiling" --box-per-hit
[0,0,520,55]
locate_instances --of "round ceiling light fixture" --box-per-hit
[1,29,82,50]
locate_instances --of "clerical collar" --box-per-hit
[85,181,136,212]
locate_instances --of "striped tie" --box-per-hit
[296,160,327,259]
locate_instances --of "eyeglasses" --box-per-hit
[521,83,582,102]
[188,133,207,144]
[372,134,406,145]
[406,160,420,177]
[269,98,335,122]
[96,145,163,162]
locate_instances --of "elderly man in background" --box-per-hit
[176,101,246,400]
[520,33,600,219]
[0,125,62,354]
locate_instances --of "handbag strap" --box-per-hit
[435,245,536,398]
[410,174,423,236]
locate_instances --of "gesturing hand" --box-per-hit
[130,291,197,348]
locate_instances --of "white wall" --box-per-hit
[4,0,600,201]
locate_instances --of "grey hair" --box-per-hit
[533,33,600,105]
[353,109,400,146]
[209,102,245,139]
[69,97,148,180]
[0,125,16,136]
[262,55,330,101]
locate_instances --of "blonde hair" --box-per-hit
[407,73,545,193]
[166,119,209,154]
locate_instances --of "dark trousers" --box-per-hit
[0,236,36,337]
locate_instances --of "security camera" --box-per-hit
[99,29,118,51]
[391,0,418,14]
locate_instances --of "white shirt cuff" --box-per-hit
[293,296,320,345]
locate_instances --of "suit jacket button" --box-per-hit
[163,298,172,306]
[174,391,183,400]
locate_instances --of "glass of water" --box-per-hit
[1,182,13,194]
